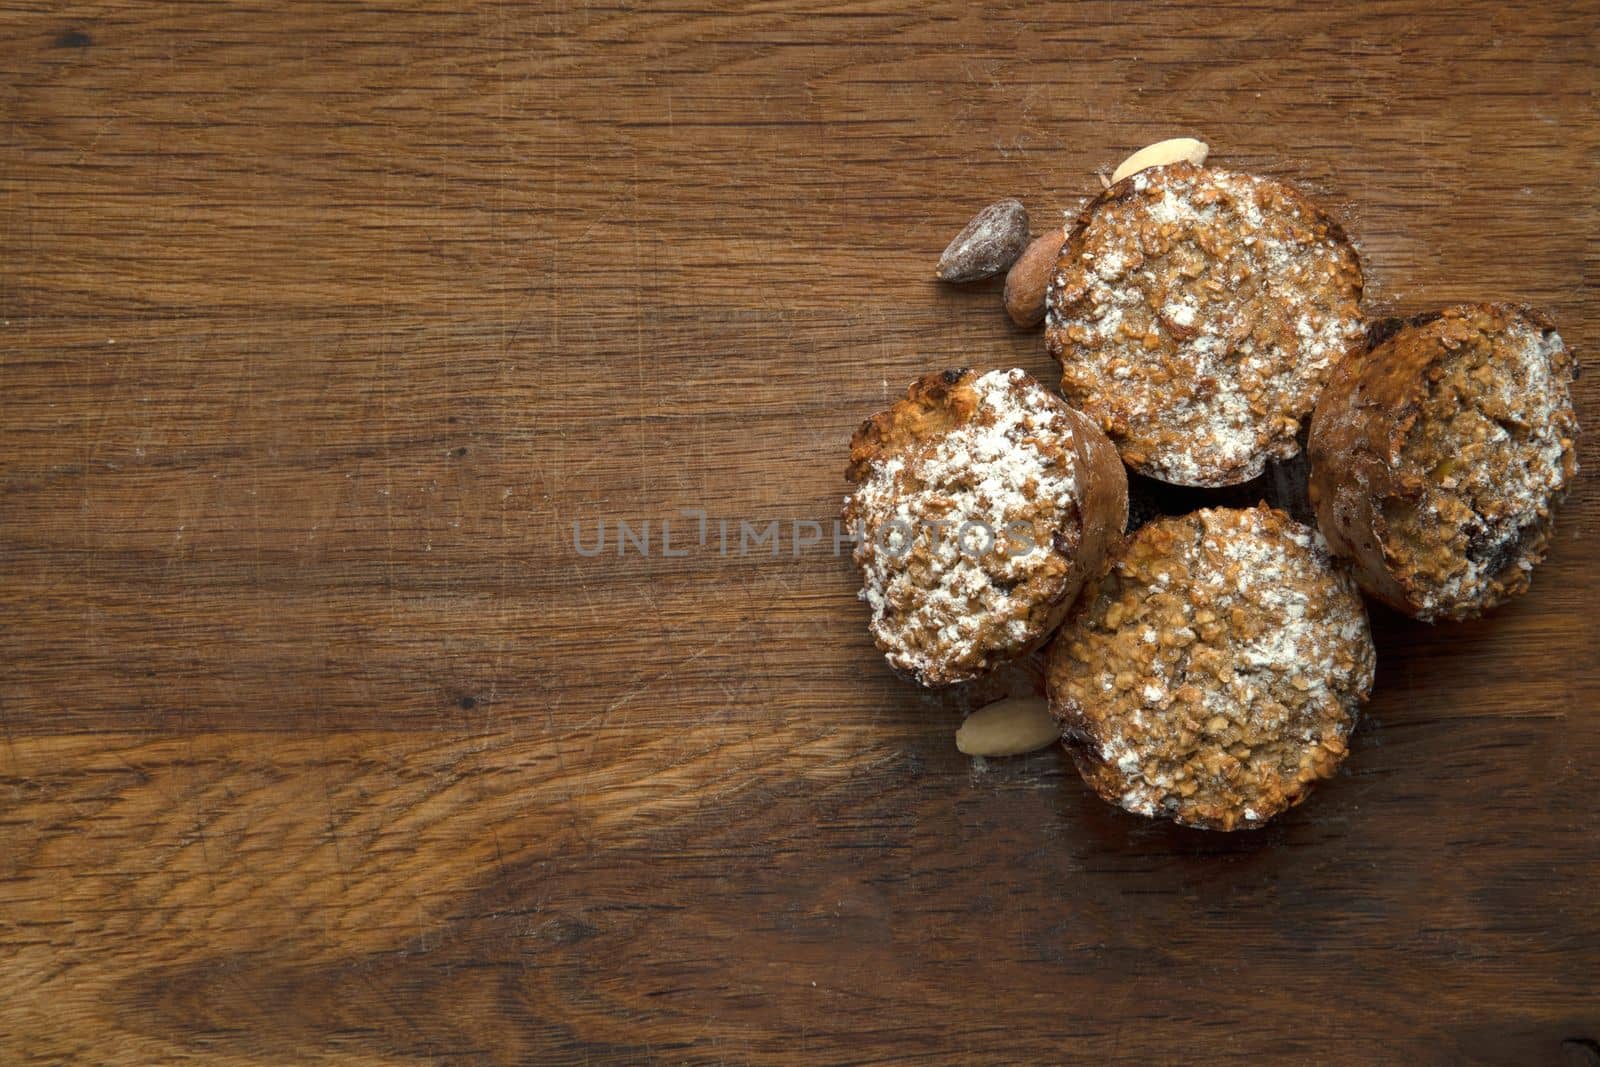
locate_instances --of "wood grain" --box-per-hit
[2,0,1597,1062]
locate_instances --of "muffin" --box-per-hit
[1308,303,1579,621]
[844,368,1128,687]
[1046,162,1365,487]
[1047,506,1374,830]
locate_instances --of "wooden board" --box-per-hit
[2,2,1596,1062]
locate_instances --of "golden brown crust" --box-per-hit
[1046,163,1364,487]
[843,369,1128,687]
[846,368,975,485]
[1307,303,1579,621]
[1047,506,1374,831]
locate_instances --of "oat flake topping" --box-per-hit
[847,369,1082,685]
[1047,162,1364,488]
[1049,506,1374,830]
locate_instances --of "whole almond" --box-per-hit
[955,696,1060,757]
[1003,229,1065,328]
[1109,137,1209,185]
[937,198,1030,282]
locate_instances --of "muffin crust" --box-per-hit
[1048,506,1374,830]
[844,369,1127,687]
[1308,303,1579,621]
[1046,162,1364,487]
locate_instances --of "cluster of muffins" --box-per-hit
[844,149,1580,831]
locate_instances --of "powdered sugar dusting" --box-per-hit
[849,370,1083,684]
[1049,165,1364,487]
[1407,320,1578,618]
[1058,507,1374,827]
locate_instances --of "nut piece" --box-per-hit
[955,696,1059,757]
[1109,137,1209,185]
[1003,229,1064,327]
[936,198,1030,282]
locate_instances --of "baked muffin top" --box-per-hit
[1047,162,1364,488]
[1048,506,1374,830]
[1310,303,1579,621]
[844,368,1095,687]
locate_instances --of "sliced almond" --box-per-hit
[1109,137,1209,185]
[955,696,1060,757]
[1003,229,1065,328]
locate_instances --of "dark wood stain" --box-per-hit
[0,0,1595,1062]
